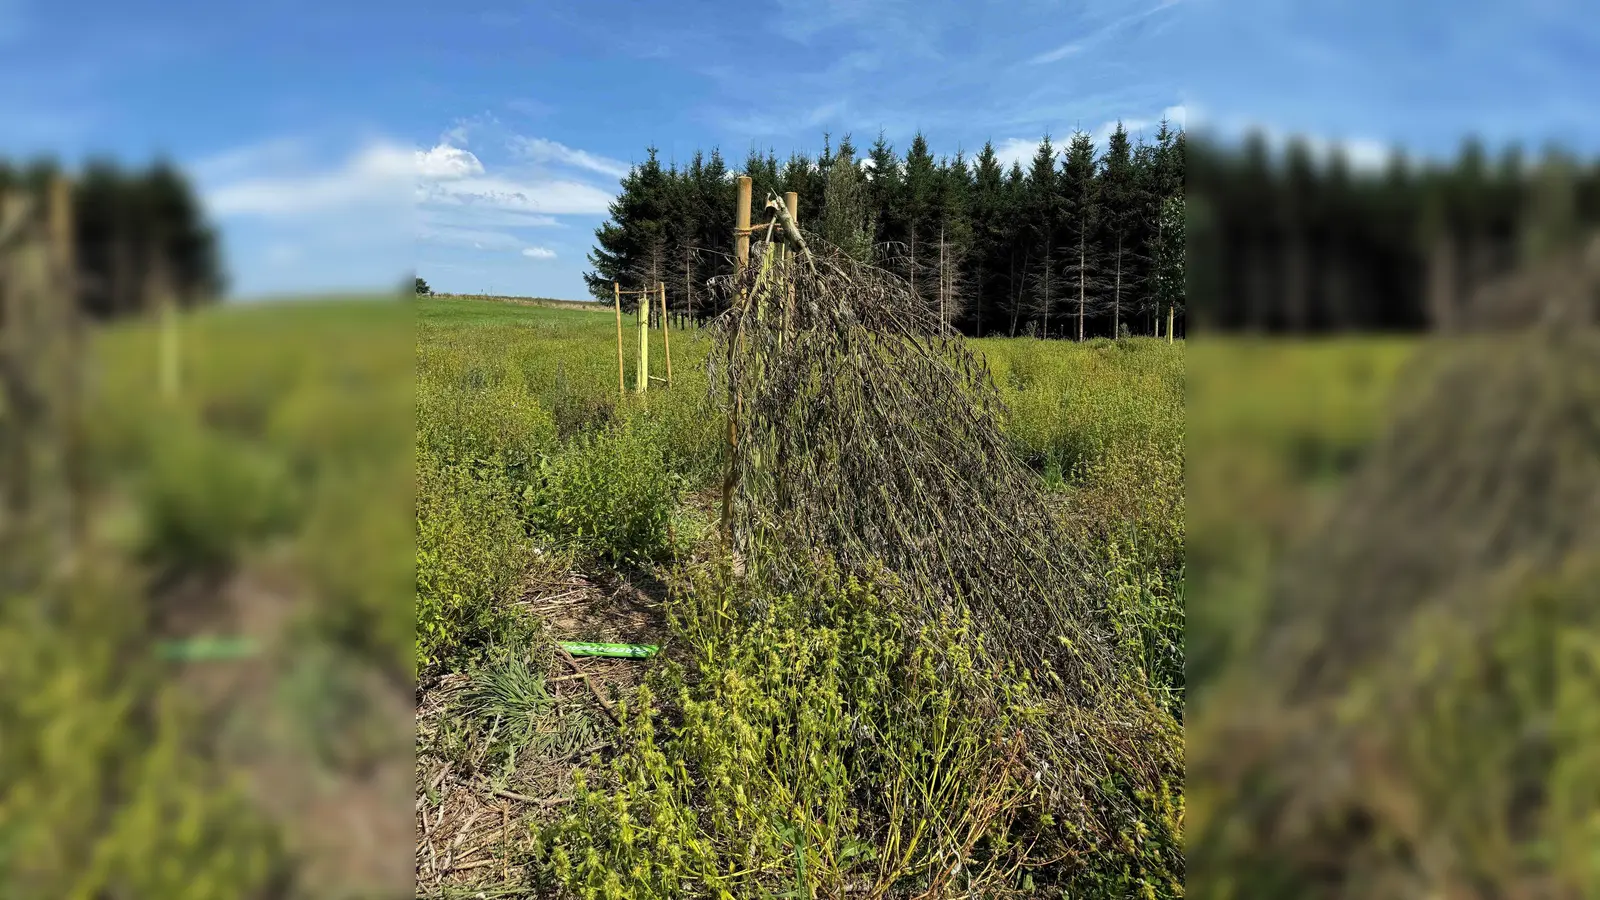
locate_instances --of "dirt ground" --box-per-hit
[413,563,671,898]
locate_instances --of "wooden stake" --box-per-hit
[636,286,648,393]
[735,176,752,273]
[659,281,672,388]
[783,191,798,337]
[614,282,625,397]
[48,175,86,545]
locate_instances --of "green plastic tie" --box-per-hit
[157,636,260,661]
[558,641,658,659]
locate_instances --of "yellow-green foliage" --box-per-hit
[979,335,1184,480]
[0,595,287,900]
[2,298,413,898]
[415,300,714,670]
[90,298,417,678]
[536,560,1043,899]
[419,299,1190,894]
[1185,337,1414,693]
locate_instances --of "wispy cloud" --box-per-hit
[1030,42,1084,65]
[204,140,414,217]
[510,137,631,180]
[521,246,556,260]
[1027,0,1185,65]
[720,101,849,138]
[418,224,527,252]
[419,175,615,216]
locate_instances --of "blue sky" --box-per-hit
[1,0,1594,300]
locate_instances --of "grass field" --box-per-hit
[2,293,1425,899]
[3,297,415,900]
[415,295,1198,897]
[414,296,1431,899]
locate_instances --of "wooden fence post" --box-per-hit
[614,282,625,397]
[660,282,672,388]
[783,191,798,335]
[637,289,648,394]
[735,176,752,274]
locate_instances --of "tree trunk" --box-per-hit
[1077,231,1086,342]
[1114,235,1123,337]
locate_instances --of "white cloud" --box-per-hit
[511,137,631,180]
[993,137,1042,170]
[264,243,302,265]
[521,246,557,260]
[415,143,484,179]
[195,135,415,296]
[418,175,615,216]
[205,139,416,217]
[191,137,308,182]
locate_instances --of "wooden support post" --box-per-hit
[783,191,798,336]
[636,286,648,394]
[48,178,83,489]
[614,282,625,397]
[735,176,752,273]
[660,282,672,388]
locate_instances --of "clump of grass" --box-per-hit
[464,650,601,770]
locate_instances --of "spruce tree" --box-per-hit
[1060,131,1104,340]
[819,134,875,264]
[933,151,974,330]
[1097,123,1139,337]
[1002,160,1030,337]
[1022,135,1061,337]
[899,132,940,314]
[967,141,1008,336]
[865,132,903,259]
[585,147,669,309]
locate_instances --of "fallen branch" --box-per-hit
[555,643,623,726]
[492,788,575,807]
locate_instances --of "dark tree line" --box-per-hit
[1189,134,1600,333]
[0,158,225,319]
[586,123,1186,339]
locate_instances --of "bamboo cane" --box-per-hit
[636,286,648,394]
[660,281,672,387]
[735,176,752,273]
